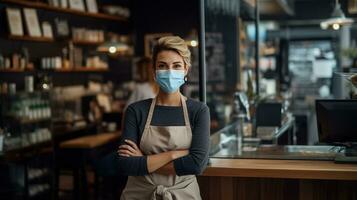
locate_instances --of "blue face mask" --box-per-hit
[155,70,185,93]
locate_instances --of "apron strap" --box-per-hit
[144,98,157,130]
[180,95,191,128]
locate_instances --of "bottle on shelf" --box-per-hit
[9,97,51,122]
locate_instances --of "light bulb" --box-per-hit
[190,40,198,47]
[109,46,117,54]
[332,23,340,30]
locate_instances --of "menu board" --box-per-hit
[206,32,225,82]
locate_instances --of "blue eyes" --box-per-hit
[157,64,183,69]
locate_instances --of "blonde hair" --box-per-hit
[152,36,191,68]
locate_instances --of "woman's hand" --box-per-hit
[117,139,143,157]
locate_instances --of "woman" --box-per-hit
[117,36,210,200]
[125,57,158,108]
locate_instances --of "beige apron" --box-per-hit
[120,95,202,200]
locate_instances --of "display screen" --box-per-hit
[316,100,357,143]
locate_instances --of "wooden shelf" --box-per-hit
[0,0,127,22]
[4,140,53,157]
[4,115,51,124]
[72,40,104,45]
[0,68,108,73]
[0,68,31,72]
[20,118,51,124]
[54,67,109,72]
[9,35,54,42]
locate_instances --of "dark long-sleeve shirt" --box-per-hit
[116,98,210,176]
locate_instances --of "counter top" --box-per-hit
[60,132,121,149]
[202,158,357,180]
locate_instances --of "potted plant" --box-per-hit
[342,48,357,68]
[348,74,357,99]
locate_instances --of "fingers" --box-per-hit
[125,139,139,150]
[117,139,144,157]
[117,149,134,157]
[117,145,136,157]
[119,144,136,153]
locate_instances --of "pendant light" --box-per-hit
[97,33,131,56]
[320,0,354,30]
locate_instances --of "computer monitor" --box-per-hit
[316,100,357,144]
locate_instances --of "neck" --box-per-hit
[156,90,181,106]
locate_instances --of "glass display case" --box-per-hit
[0,91,53,199]
[0,91,52,151]
[209,119,340,161]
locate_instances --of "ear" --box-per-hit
[184,64,189,76]
[153,70,157,81]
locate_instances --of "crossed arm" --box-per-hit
[117,104,210,176]
[118,139,188,175]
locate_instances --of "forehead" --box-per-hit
[156,50,183,63]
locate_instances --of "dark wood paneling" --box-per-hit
[198,176,357,200]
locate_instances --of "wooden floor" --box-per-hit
[198,176,357,200]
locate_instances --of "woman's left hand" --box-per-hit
[117,139,144,157]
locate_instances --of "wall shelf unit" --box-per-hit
[8,35,54,42]
[0,68,109,73]
[0,0,127,22]
[72,40,104,46]
[54,67,109,72]
[0,68,33,72]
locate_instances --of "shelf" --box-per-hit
[8,35,54,42]
[0,68,34,72]
[72,40,104,46]
[20,118,51,124]
[4,140,53,157]
[0,68,108,73]
[0,0,127,22]
[4,116,51,124]
[54,67,109,72]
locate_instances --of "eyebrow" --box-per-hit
[157,61,183,64]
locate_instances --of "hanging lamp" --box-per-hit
[320,0,353,30]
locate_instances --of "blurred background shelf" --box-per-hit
[0,0,127,22]
[72,40,104,46]
[8,35,54,42]
[54,67,109,72]
[0,68,34,72]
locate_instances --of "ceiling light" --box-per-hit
[97,40,129,54]
[321,0,353,30]
[190,40,198,47]
[108,46,117,54]
[332,23,340,30]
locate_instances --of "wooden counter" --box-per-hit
[60,132,121,149]
[198,158,357,200]
[202,158,357,180]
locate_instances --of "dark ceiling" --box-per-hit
[261,0,351,21]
